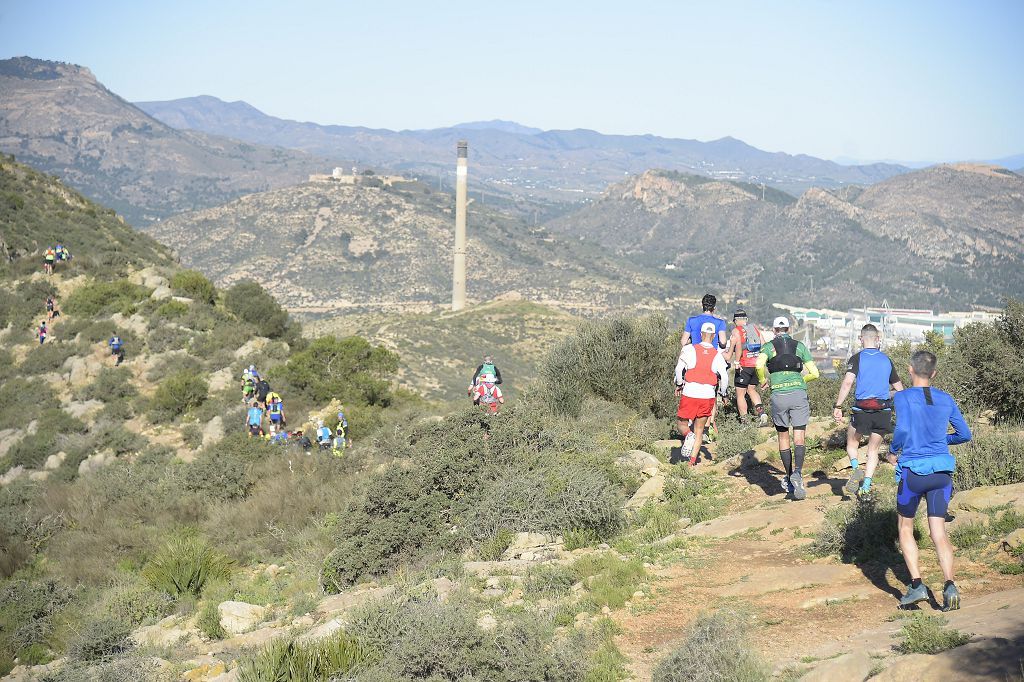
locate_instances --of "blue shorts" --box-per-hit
[896,470,953,518]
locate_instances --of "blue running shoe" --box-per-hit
[845,468,865,494]
[899,583,929,609]
[942,583,961,612]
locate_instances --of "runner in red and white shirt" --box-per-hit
[674,322,729,464]
[473,374,505,414]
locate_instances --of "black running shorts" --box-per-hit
[734,367,758,388]
[851,409,893,435]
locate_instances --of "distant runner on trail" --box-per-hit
[681,293,727,350]
[38,321,48,345]
[43,248,56,275]
[316,420,333,450]
[473,374,505,415]
[833,324,904,500]
[245,401,264,438]
[757,316,819,501]
[45,296,56,320]
[471,355,502,386]
[241,371,256,404]
[108,333,125,365]
[266,392,286,428]
[728,309,768,426]
[674,322,729,465]
[888,350,971,611]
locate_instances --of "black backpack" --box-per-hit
[766,336,804,374]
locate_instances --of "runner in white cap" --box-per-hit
[674,322,729,465]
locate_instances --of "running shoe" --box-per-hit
[781,475,792,495]
[942,583,961,612]
[899,583,929,609]
[845,468,866,494]
[681,432,696,464]
[790,471,807,500]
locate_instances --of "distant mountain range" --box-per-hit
[0,57,334,224]
[135,95,910,199]
[548,164,1024,310]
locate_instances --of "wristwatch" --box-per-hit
[833,405,843,410]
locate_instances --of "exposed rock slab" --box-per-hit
[951,483,1024,514]
[685,501,825,538]
[218,600,266,635]
[718,563,861,597]
[802,650,874,682]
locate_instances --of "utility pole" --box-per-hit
[451,141,469,311]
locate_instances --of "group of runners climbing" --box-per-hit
[42,242,72,275]
[673,293,971,611]
[242,366,351,455]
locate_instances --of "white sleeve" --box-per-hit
[674,346,694,385]
[713,351,730,391]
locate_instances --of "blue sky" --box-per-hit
[1,0,1021,163]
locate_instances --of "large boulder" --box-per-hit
[208,367,234,393]
[110,312,149,337]
[951,483,1024,514]
[1,466,25,487]
[44,451,67,470]
[65,354,103,386]
[151,285,173,300]
[63,399,103,422]
[502,532,563,561]
[234,337,272,360]
[217,601,266,635]
[617,450,661,478]
[202,416,225,449]
[625,475,665,510]
[132,615,200,648]
[78,450,115,476]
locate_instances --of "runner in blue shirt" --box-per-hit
[833,324,904,499]
[245,401,264,438]
[681,294,727,350]
[887,350,971,612]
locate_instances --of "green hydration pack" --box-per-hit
[766,336,804,374]
[243,377,255,394]
[480,362,496,379]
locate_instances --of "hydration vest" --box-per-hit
[684,343,719,386]
[737,324,763,368]
[479,383,498,404]
[766,336,803,374]
[268,401,282,415]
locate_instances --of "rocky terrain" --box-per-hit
[144,177,685,316]
[0,58,332,224]
[136,95,910,199]
[548,166,1024,310]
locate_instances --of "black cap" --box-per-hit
[733,309,747,319]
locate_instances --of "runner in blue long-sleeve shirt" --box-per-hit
[887,350,972,612]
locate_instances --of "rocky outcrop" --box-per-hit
[218,601,266,635]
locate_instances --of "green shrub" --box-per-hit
[805,375,843,418]
[182,447,255,502]
[146,324,194,354]
[811,491,923,563]
[0,279,55,330]
[524,564,578,599]
[895,613,971,654]
[236,631,365,682]
[477,528,515,561]
[0,378,57,430]
[142,534,234,598]
[272,335,398,406]
[541,316,677,418]
[663,465,726,524]
[181,423,203,450]
[652,609,769,682]
[949,523,987,550]
[0,579,75,672]
[170,269,217,305]
[102,575,175,627]
[713,418,760,460]
[197,601,225,640]
[79,367,138,403]
[4,409,86,469]
[64,280,150,317]
[574,554,647,610]
[954,429,1024,490]
[19,341,83,375]
[224,280,292,339]
[149,370,208,422]
[154,299,189,319]
[67,616,133,662]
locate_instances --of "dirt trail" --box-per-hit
[614,420,1024,680]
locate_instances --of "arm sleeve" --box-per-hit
[713,352,729,393]
[755,351,769,384]
[494,367,503,384]
[674,347,692,385]
[947,400,972,446]
[471,364,482,383]
[888,359,900,386]
[718,321,728,349]
[890,397,906,454]
[803,360,820,383]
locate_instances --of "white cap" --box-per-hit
[480,373,495,383]
[773,316,791,329]
[700,322,717,335]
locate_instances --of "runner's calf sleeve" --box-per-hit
[794,445,806,472]
[780,449,793,476]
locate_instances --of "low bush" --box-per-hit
[63,280,150,317]
[142,534,234,598]
[652,609,769,682]
[811,487,924,564]
[148,370,208,423]
[224,280,294,340]
[66,616,133,662]
[573,554,647,610]
[236,631,365,682]
[196,600,225,640]
[182,446,255,502]
[101,574,175,627]
[0,378,58,430]
[154,299,189,320]
[663,465,726,524]
[895,613,971,654]
[0,579,75,673]
[540,315,677,418]
[146,324,194,354]
[181,422,203,450]
[18,341,83,375]
[523,563,578,599]
[170,269,217,305]
[954,428,1024,490]
[78,367,137,403]
[272,335,398,406]
[477,528,515,562]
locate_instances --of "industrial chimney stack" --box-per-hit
[451,140,468,311]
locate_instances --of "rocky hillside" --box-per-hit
[0,58,331,225]
[144,177,686,316]
[136,95,909,199]
[549,166,1024,310]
